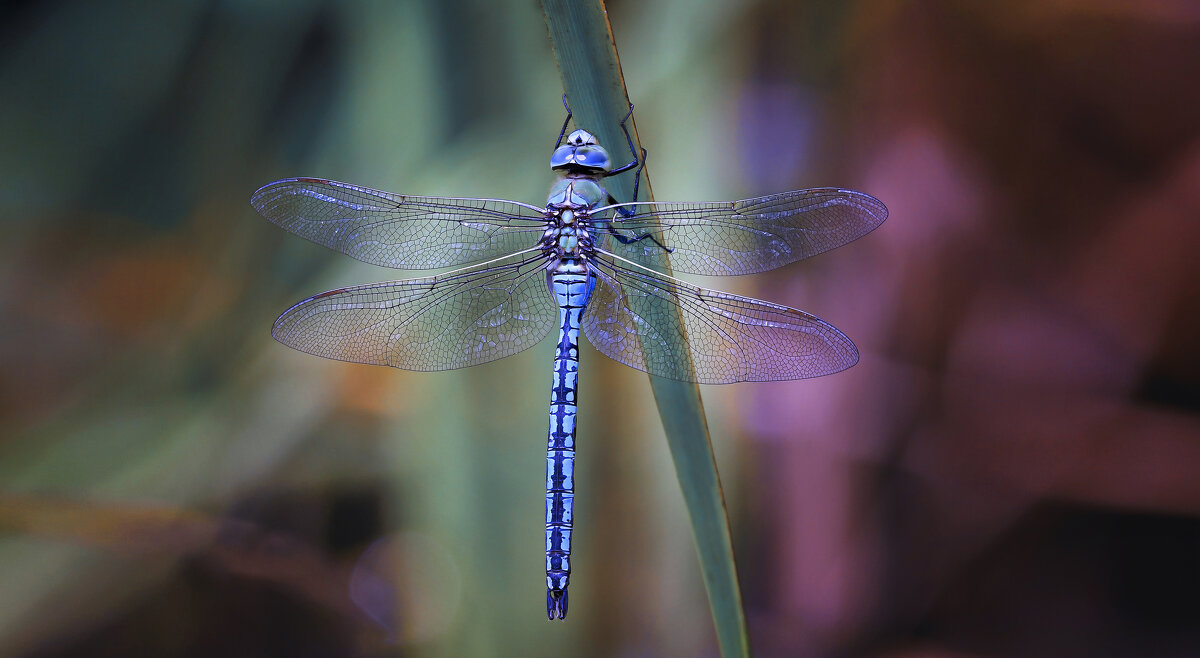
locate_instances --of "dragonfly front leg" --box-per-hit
[605,103,647,192]
[554,94,573,150]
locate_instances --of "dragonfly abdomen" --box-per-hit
[544,267,593,620]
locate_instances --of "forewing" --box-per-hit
[593,188,886,276]
[582,254,858,383]
[252,178,547,270]
[273,254,556,370]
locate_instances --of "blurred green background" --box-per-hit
[2,1,1199,656]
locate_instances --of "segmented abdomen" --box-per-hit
[545,268,591,620]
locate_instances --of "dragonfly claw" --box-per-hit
[547,587,568,620]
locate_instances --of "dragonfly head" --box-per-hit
[551,129,611,174]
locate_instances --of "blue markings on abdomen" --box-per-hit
[545,268,592,620]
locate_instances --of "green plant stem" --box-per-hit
[539,2,751,656]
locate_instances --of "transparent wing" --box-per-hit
[252,178,547,270]
[272,252,556,370]
[591,188,887,276]
[581,252,858,384]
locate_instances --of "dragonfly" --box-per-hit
[251,100,887,620]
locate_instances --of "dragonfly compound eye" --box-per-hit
[550,142,612,173]
[571,146,611,171]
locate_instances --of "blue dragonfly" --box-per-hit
[251,101,886,620]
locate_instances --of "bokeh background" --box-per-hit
[2,0,1199,656]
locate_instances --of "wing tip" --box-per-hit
[836,336,861,374]
[270,302,383,369]
[250,177,335,218]
[838,188,889,228]
[250,179,290,218]
[862,191,889,226]
[827,189,888,249]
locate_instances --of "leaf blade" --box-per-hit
[539,2,751,655]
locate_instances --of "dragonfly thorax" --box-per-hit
[547,177,606,209]
[543,206,592,259]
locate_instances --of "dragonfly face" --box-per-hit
[550,129,612,173]
[251,101,887,621]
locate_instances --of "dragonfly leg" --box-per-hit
[604,104,667,251]
[606,221,673,254]
[625,145,648,207]
[606,102,643,181]
[555,94,573,149]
